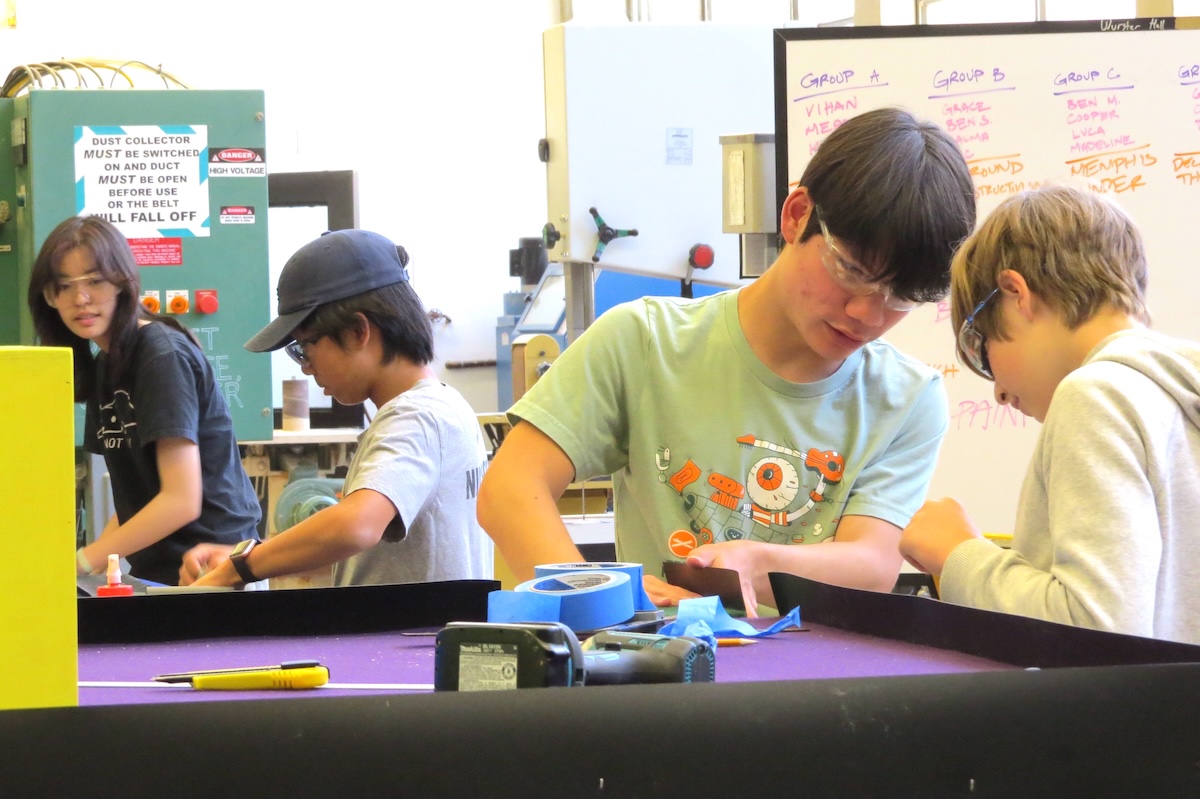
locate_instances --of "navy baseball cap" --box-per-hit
[245,229,409,352]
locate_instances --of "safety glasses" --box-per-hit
[43,273,118,307]
[958,288,1000,379]
[284,334,324,367]
[814,207,920,313]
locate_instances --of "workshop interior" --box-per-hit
[4,0,1200,795]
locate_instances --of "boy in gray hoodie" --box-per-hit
[900,184,1200,645]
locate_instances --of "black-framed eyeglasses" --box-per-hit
[958,288,1000,379]
[284,334,324,367]
[814,206,920,313]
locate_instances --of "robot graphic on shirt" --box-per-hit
[96,389,138,450]
[656,433,845,556]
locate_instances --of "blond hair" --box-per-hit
[950,184,1150,378]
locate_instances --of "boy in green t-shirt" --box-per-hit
[479,107,977,613]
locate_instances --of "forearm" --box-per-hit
[761,538,902,593]
[81,494,199,567]
[198,503,377,587]
[81,436,207,572]
[941,538,1155,636]
[477,419,590,580]
[478,480,583,581]
[486,502,583,581]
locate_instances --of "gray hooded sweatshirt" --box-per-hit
[940,328,1200,644]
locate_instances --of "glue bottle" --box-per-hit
[97,554,134,597]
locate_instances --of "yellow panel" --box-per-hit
[0,347,78,709]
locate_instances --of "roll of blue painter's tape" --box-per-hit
[487,570,635,632]
[535,562,656,612]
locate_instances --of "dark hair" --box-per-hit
[300,278,434,366]
[797,107,977,303]
[27,215,197,401]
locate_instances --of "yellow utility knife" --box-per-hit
[154,659,329,690]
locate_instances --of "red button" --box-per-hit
[196,290,219,314]
[689,244,714,269]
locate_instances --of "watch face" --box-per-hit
[229,539,259,583]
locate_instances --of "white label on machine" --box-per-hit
[666,127,693,165]
[457,642,519,691]
[75,124,210,238]
[728,149,746,226]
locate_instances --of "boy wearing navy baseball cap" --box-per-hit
[181,230,494,588]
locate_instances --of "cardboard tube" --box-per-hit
[282,379,310,431]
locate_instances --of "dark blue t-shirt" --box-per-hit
[84,323,260,584]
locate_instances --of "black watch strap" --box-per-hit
[230,539,260,584]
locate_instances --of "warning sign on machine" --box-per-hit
[75,124,210,239]
[208,147,266,178]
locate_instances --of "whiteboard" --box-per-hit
[775,17,1200,534]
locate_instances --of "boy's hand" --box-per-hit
[642,574,700,608]
[685,541,769,618]
[898,498,981,576]
[179,543,234,585]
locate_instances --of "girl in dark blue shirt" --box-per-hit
[28,215,259,585]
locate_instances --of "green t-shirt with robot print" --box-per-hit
[509,289,947,578]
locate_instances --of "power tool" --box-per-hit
[581,630,715,685]
[434,622,714,691]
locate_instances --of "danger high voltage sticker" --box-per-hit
[208,147,266,177]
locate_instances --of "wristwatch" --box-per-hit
[229,539,261,584]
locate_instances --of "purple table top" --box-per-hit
[77,620,1014,707]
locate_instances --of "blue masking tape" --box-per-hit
[658,596,803,639]
[534,562,656,612]
[487,570,635,632]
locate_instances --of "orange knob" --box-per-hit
[142,295,161,314]
[168,295,190,314]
